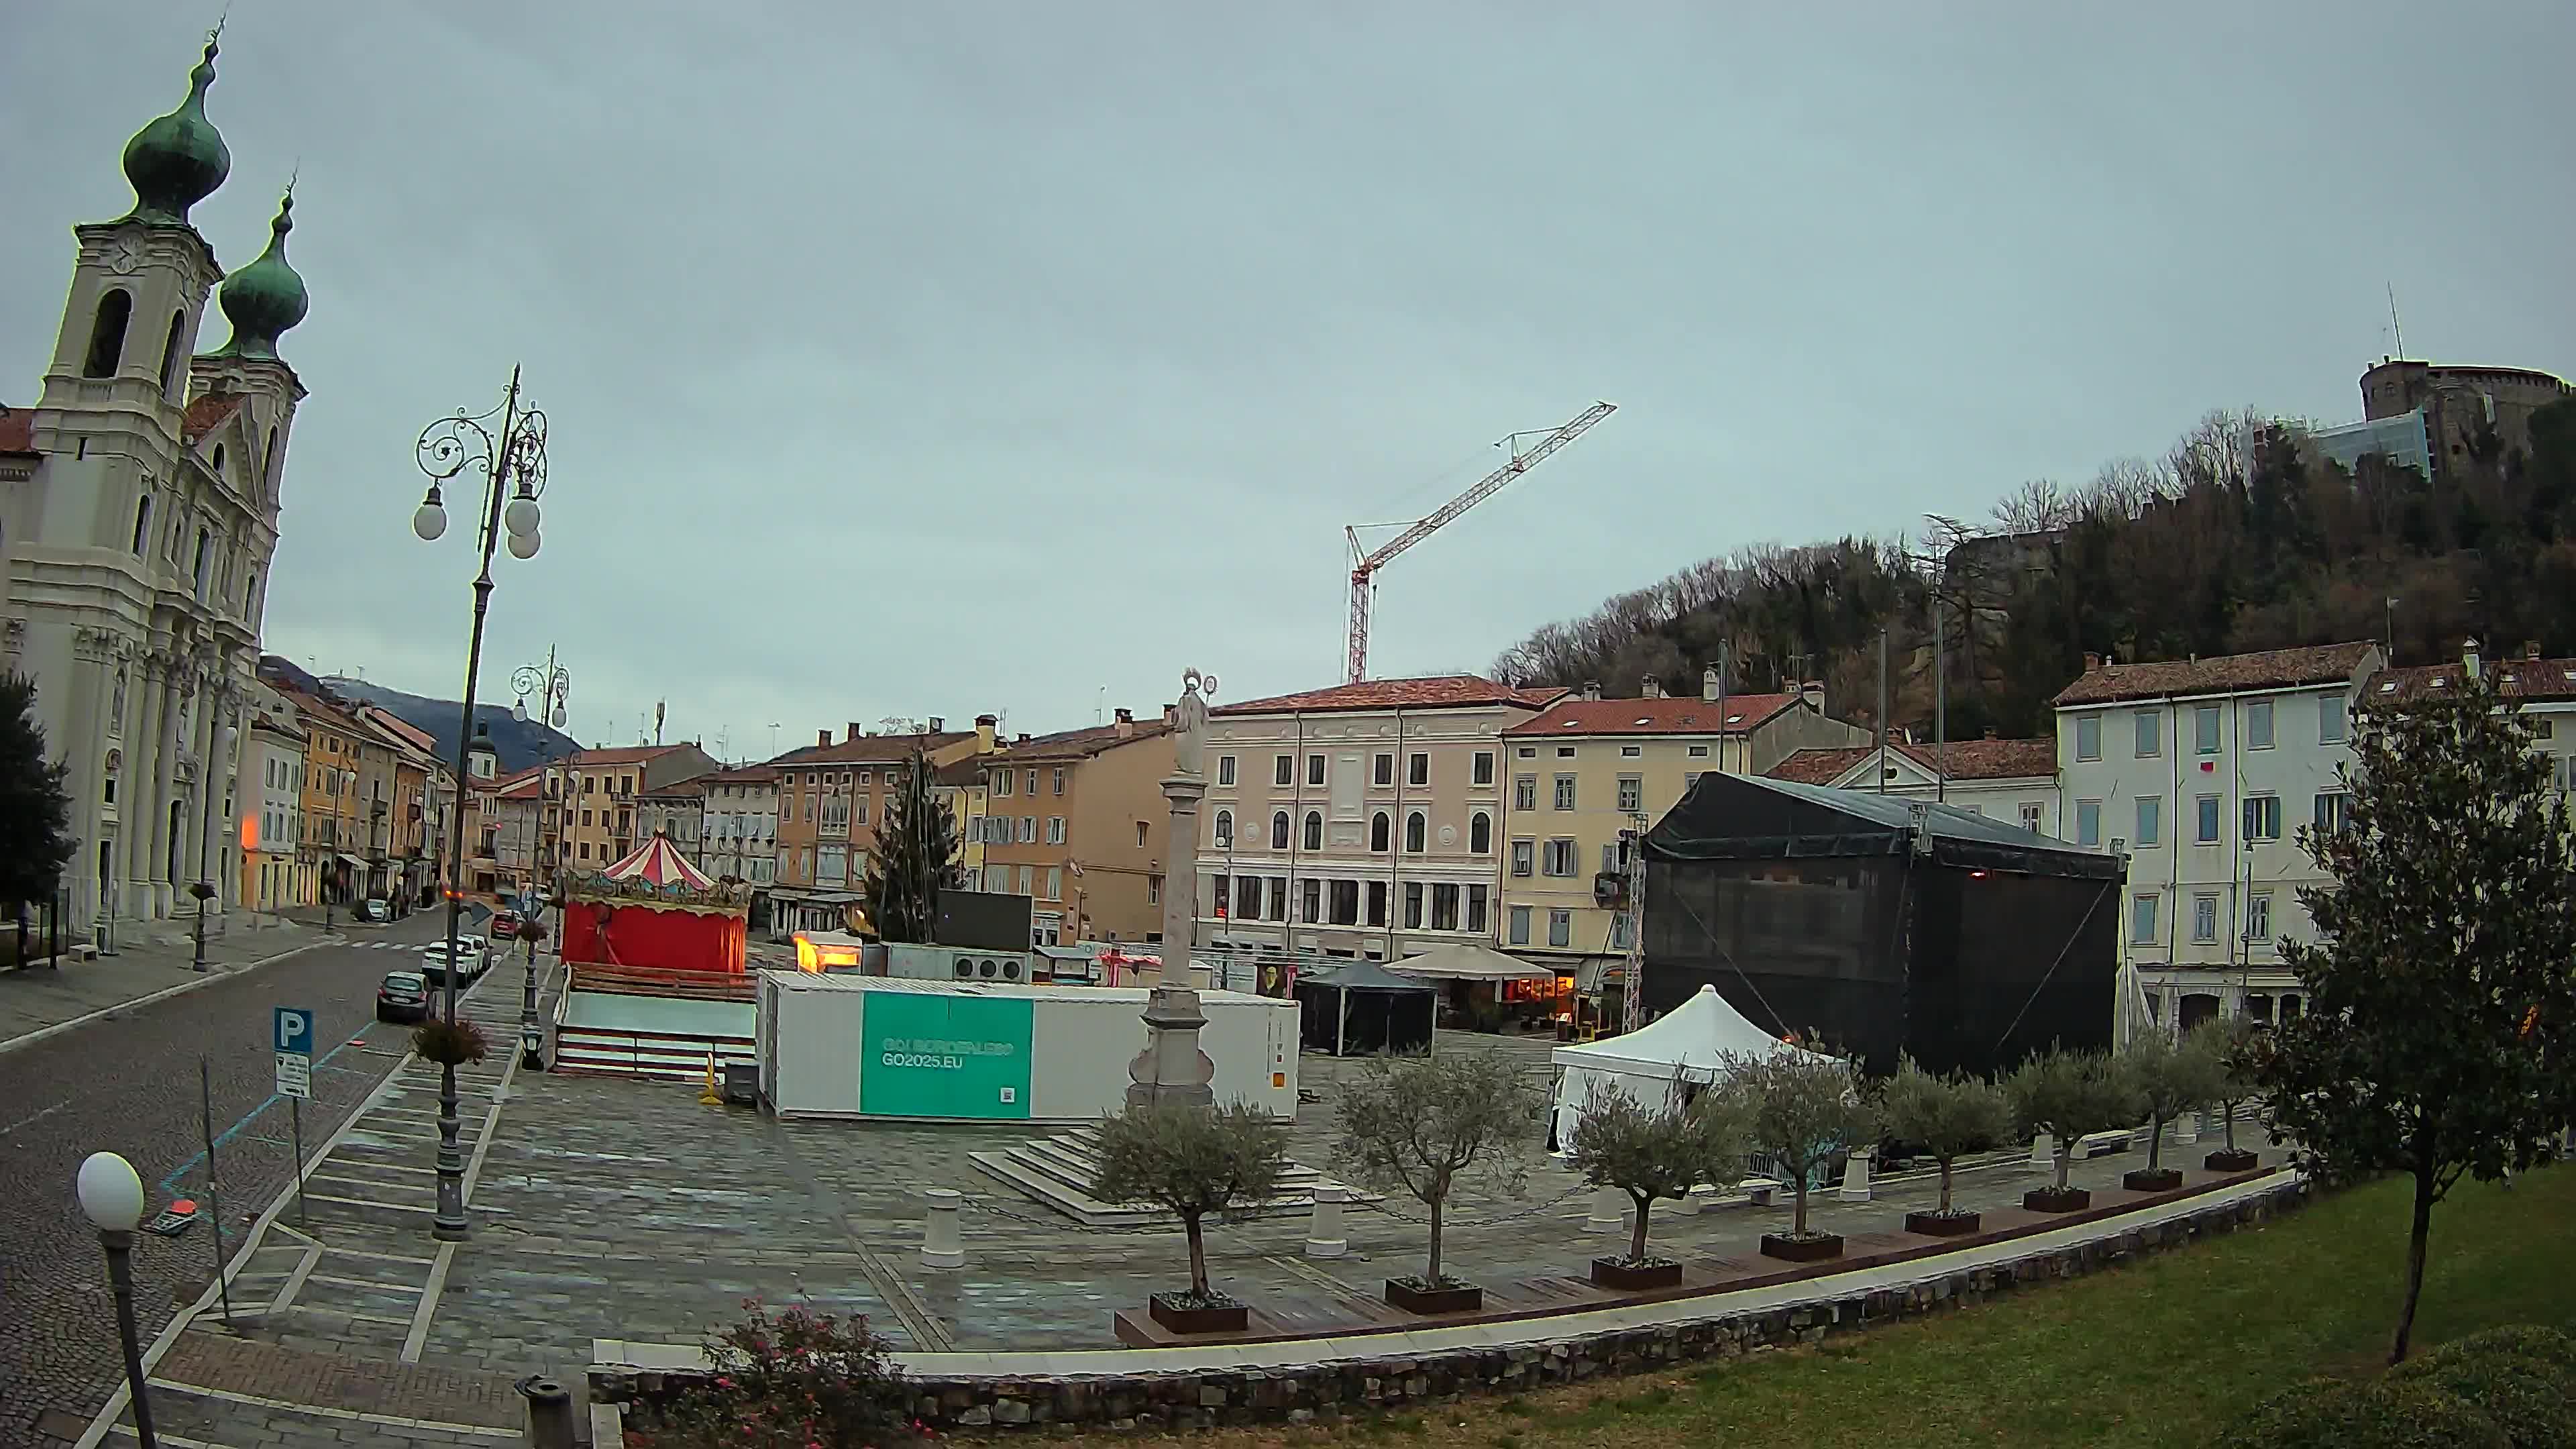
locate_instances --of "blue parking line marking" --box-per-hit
[158,1031,372,1197]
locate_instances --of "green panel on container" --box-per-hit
[860,991,1034,1120]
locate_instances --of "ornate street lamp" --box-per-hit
[512,649,570,729]
[411,367,548,1242]
[77,1151,157,1448]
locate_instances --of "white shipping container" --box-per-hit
[757,971,1299,1123]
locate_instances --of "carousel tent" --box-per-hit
[1548,984,1825,1149]
[559,833,750,975]
[1295,959,1437,1057]
[1385,941,1558,982]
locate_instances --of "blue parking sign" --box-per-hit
[274,1006,314,1056]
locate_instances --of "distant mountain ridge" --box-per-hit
[257,657,580,775]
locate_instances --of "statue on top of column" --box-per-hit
[1173,667,1217,777]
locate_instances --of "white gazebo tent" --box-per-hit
[1548,984,1829,1150]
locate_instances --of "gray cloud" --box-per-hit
[7,1,2570,755]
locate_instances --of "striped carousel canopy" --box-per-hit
[599,833,714,891]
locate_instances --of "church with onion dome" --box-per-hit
[0,29,315,934]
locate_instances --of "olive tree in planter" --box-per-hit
[2005,1047,2140,1212]
[2200,1019,2269,1171]
[1564,1080,1751,1289]
[1334,1051,1538,1314]
[2120,1028,2225,1191]
[1878,1057,2012,1237]
[1715,1047,1875,1262]
[1091,1100,1289,1336]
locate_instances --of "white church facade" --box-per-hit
[0,32,313,937]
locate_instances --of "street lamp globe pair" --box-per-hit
[413,480,541,558]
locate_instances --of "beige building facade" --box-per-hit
[1191,676,1562,963]
[977,711,1175,946]
[1497,676,1867,979]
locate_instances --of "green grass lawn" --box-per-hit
[1078,1164,2576,1449]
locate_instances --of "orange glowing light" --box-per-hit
[239,814,258,851]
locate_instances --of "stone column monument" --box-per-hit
[1127,667,1219,1111]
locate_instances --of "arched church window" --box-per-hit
[158,311,186,396]
[193,527,211,593]
[83,290,132,378]
[129,494,153,555]
[212,443,226,477]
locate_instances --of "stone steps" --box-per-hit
[968,1126,1372,1228]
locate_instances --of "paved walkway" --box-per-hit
[75,1014,2288,1446]
[0,916,323,1054]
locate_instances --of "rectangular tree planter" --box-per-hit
[1383,1279,1483,1315]
[1759,1232,1844,1263]
[1904,1209,1981,1237]
[2123,1167,2184,1193]
[2204,1148,2260,1172]
[2023,1186,2092,1214]
[1589,1256,1684,1291]
[1147,1293,1248,1336]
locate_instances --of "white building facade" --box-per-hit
[241,694,305,912]
[2053,643,2382,1035]
[702,765,780,888]
[1767,736,2063,837]
[0,37,311,937]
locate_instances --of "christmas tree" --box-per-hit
[862,749,962,943]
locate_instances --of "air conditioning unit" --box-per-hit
[953,957,974,979]
[1001,959,1022,980]
[2110,837,2127,855]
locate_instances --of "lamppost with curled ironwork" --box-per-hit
[410,366,549,1242]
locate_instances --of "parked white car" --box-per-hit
[416,936,494,985]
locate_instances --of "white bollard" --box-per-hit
[1837,1148,1873,1203]
[2028,1132,2054,1169]
[1585,1186,1628,1232]
[1304,1184,1348,1258]
[920,1188,965,1269]
[2174,1111,2200,1146]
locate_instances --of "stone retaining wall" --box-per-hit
[595,1178,2309,1433]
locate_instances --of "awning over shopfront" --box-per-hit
[334,853,366,871]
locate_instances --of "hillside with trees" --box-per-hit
[1491,396,2576,739]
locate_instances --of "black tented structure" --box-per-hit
[1295,960,1437,1057]
[1642,773,2123,1079]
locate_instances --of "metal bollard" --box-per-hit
[2028,1132,2054,1169]
[1837,1147,1872,1203]
[1304,1183,1348,1258]
[920,1188,965,1269]
[1585,1185,1627,1232]
[517,1374,575,1449]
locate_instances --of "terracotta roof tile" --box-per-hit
[2051,642,2378,708]
[704,764,780,784]
[766,731,973,767]
[1767,736,2057,786]
[181,393,244,445]
[1503,693,1801,737]
[933,757,987,786]
[993,719,1173,761]
[2371,655,2576,704]
[0,407,34,455]
[1214,675,1564,716]
[568,745,690,767]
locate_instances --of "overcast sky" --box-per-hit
[8,3,2572,757]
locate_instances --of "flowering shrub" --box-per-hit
[411,1017,490,1066]
[633,1299,920,1449]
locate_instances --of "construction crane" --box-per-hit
[1344,400,1617,684]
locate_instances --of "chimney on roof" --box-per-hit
[817,729,831,748]
[1162,703,1177,725]
[1702,666,1721,703]
[1016,733,1030,745]
[1642,677,1665,699]
[2526,641,2544,661]
[1580,680,1602,702]
[975,714,998,752]
[1984,727,1998,740]
[847,721,865,743]
[1114,707,1135,738]
[1801,681,1824,710]
[2084,652,2101,671]
[928,716,945,733]
[2463,637,2481,681]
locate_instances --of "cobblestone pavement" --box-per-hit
[127,1015,2284,1428]
[0,908,497,1444]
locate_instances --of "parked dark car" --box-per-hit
[376,970,431,1023]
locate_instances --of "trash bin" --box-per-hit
[721,1060,761,1106]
